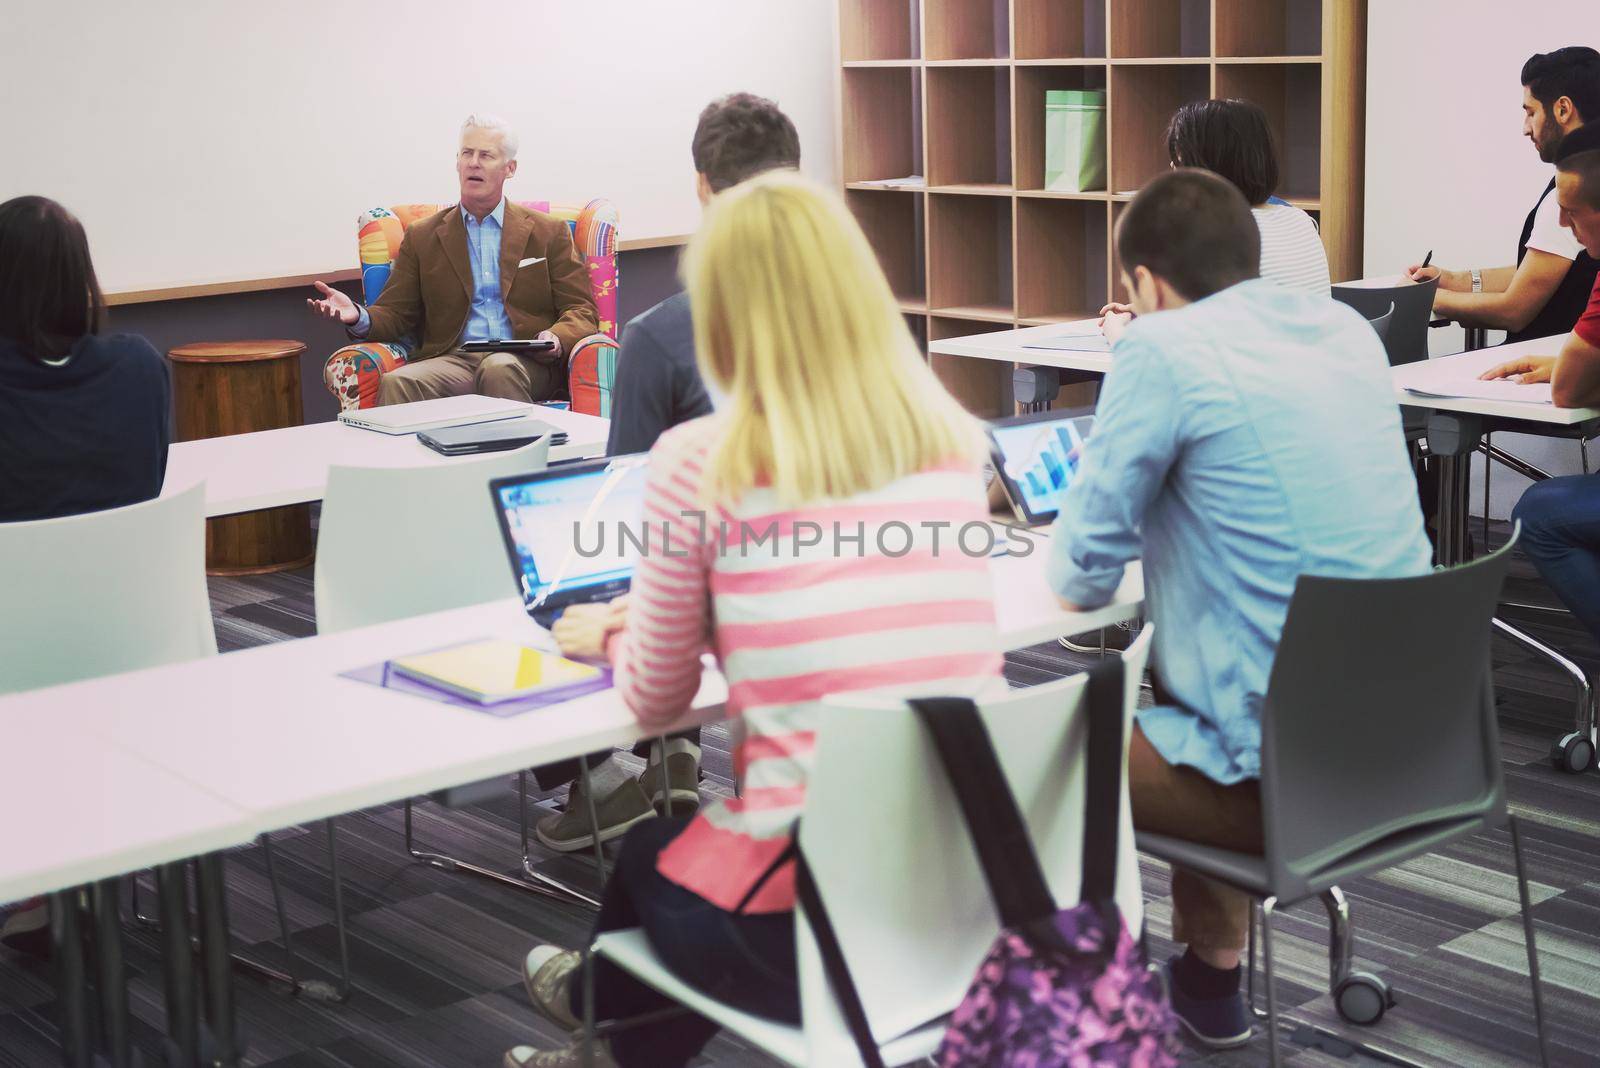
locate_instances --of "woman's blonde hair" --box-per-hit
[683,170,984,505]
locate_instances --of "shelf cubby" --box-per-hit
[928,193,1014,320]
[930,317,1011,417]
[1110,200,1130,302]
[847,189,927,307]
[1108,63,1210,192]
[926,66,1013,188]
[1014,65,1108,192]
[1215,0,1323,57]
[1214,61,1324,201]
[839,0,921,61]
[925,0,1009,60]
[1016,198,1110,322]
[841,67,922,183]
[1013,0,1106,60]
[1108,0,1211,59]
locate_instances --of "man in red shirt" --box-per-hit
[1481,127,1600,639]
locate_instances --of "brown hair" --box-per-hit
[1116,169,1261,302]
[0,196,106,362]
[691,93,802,194]
[1166,99,1280,206]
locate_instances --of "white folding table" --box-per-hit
[160,404,611,519]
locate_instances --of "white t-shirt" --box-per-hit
[1525,181,1584,261]
[1252,203,1332,293]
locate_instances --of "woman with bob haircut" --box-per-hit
[0,196,170,524]
[0,196,171,955]
[502,171,1006,1068]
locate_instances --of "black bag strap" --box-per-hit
[907,695,1058,928]
[793,839,887,1068]
[908,655,1127,924]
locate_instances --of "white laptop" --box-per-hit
[337,394,533,435]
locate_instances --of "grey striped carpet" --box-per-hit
[2,521,1596,1067]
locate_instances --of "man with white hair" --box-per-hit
[308,114,597,404]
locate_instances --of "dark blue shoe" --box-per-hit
[1157,956,1252,1049]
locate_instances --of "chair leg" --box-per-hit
[1261,896,1282,1068]
[258,833,305,992]
[656,737,672,819]
[582,940,598,1068]
[1510,816,1551,1068]
[1320,886,1354,991]
[405,782,604,911]
[1483,432,1491,550]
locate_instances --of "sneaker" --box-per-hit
[535,778,655,853]
[503,1039,618,1068]
[1157,956,1252,1050]
[522,945,582,1031]
[637,742,701,818]
[1058,618,1137,655]
[0,900,49,959]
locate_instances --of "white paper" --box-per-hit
[1334,273,1416,290]
[853,175,924,189]
[1404,379,1553,405]
[1022,334,1111,353]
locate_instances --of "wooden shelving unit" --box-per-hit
[835,0,1367,417]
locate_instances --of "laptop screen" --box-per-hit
[987,411,1093,524]
[491,457,650,610]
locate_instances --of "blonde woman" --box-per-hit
[504,171,1005,1068]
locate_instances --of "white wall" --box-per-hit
[1365,2,1597,518]
[0,1,838,295]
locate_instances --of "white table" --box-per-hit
[929,318,1110,375]
[161,405,611,519]
[1392,335,1600,773]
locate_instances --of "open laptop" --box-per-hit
[489,456,650,628]
[987,407,1095,526]
[338,393,531,435]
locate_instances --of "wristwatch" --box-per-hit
[1471,268,1483,293]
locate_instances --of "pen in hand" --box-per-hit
[1421,250,1433,269]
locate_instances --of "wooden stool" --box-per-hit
[168,340,315,575]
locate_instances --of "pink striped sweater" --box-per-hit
[607,418,1005,913]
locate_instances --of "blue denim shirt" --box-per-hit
[1047,280,1433,784]
[353,199,510,343]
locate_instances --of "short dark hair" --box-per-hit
[1558,149,1600,212]
[0,196,106,363]
[1116,169,1261,302]
[1165,99,1280,206]
[691,93,802,193]
[1522,46,1600,124]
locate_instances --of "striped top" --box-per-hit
[1253,203,1331,293]
[607,417,1005,913]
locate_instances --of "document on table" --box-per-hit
[852,174,924,189]
[1021,333,1111,353]
[1403,378,1553,405]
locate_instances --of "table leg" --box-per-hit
[195,854,241,1066]
[91,879,135,1068]
[155,863,198,1068]
[50,890,91,1068]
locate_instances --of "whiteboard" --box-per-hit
[0,0,839,295]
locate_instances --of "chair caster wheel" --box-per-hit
[1334,972,1393,1026]
[1551,732,1596,774]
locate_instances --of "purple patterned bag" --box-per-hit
[920,657,1180,1068]
[791,657,1179,1068]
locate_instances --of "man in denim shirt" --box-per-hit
[1050,170,1432,1048]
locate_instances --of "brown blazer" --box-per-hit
[362,201,599,363]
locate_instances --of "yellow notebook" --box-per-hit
[389,639,602,705]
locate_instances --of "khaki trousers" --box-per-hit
[376,349,563,406]
[1129,722,1263,953]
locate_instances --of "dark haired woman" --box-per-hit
[0,196,170,523]
[1166,98,1331,292]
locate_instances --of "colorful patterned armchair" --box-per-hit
[322,199,620,416]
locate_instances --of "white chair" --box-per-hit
[0,481,215,695]
[313,440,614,907]
[313,438,550,633]
[588,627,1153,1067]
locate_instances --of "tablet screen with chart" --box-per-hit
[987,411,1094,525]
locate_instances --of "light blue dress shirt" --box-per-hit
[1047,280,1434,784]
[353,199,511,344]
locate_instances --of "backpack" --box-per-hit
[793,657,1181,1068]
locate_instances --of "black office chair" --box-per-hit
[1363,300,1394,344]
[1333,277,1438,367]
[1137,534,1549,1067]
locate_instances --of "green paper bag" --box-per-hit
[1045,89,1106,193]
